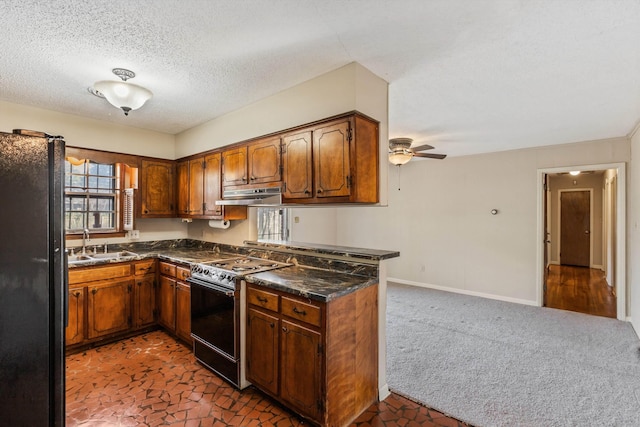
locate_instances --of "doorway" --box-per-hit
[536,164,626,320]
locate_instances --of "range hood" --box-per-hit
[215,187,282,206]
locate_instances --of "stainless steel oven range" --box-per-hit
[187,256,290,389]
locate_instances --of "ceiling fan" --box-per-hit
[388,138,447,165]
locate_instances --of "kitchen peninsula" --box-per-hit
[66,238,399,427]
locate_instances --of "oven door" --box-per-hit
[188,277,237,359]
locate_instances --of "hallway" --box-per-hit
[545,265,616,318]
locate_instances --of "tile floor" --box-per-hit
[66,331,470,426]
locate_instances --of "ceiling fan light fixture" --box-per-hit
[92,68,152,116]
[388,150,413,165]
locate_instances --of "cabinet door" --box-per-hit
[313,120,351,198]
[280,319,322,421]
[87,279,133,339]
[134,273,156,329]
[222,146,248,187]
[176,160,190,216]
[66,286,85,346]
[157,275,176,331]
[203,152,223,216]
[188,158,204,215]
[247,308,280,396]
[282,131,313,199]
[248,137,281,185]
[176,282,191,344]
[140,160,175,217]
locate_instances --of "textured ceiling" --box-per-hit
[0,0,639,157]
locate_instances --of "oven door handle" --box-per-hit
[187,277,236,297]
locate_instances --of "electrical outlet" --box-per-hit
[294,216,300,224]
[128,230,140,239]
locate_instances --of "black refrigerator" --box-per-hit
[0,130,66,426]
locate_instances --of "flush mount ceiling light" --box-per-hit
[91,68,152,116]
[569,171,581,176]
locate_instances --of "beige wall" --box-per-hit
[630,124,640,330]
[548,172,605,268]
[328,137,630,305]
[0,100,175,158]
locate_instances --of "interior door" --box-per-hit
[560,190,590,267]
[543,174,550,306]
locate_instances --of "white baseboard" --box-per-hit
[388,277,538,307]
[378,383,390,401]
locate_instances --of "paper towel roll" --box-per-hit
[208,220,230,229]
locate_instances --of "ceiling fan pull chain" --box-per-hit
[397,165,402,191]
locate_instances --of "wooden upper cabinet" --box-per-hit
[222,146,248,187]
[189,158,205,214]
[176,160,189,216]
[282,130,313,199]
[203,152,222,217]
[282,112,379,205]
[178,157,205,216]
[139,159,176,217]
[313,120,351,198]
[248,136,282,185]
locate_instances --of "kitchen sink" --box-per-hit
[90,251,139,260]
[67,254,93,263]
[67,250,139,265]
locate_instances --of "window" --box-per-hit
[257,207,289,241]
[64,160,120,233]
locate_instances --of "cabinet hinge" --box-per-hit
[347,127,353,142]
[280,164,283,176]
[281,143,287,154]
[317,399,324,412]
[202,160,206,169]
[128,283,132,293]
[346,175,351,188]
[203,202,207,212]
[283,182,287,192]
[317,343,323,354]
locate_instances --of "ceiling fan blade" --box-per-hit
[413,153,447,160]
[410,144,434,152]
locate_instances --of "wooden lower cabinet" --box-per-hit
[158,275,176,331]
[280,319,322,421]
[134,273,156,328]
[66,285,85,346]
[246,283,379,427]
[66,259,157,348]
[157,261,192,344]
[175,281,191,344]
[87,278,133,339]
[247,308,279,395]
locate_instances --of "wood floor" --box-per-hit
[545,264,616,318]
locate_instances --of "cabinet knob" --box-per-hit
[270,323,275,328]
[317,188,323,194]
[74,291,81,297]
[282,326,288,333]
[257,296,267,303]
[250,176,256,181]
[304,190,310,194]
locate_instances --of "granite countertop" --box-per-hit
[244,240,400,261]
[67,248,236,268]
[244,265,377,302]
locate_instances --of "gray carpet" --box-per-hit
[386,283,640,427]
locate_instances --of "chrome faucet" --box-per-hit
[81,228,90,254]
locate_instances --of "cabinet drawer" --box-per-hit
[134,260,156,276]
[247,287,279,312]
[68,264,132,285]
[159,261,176,277]
[176,266,190,281]
[281,297,321,328]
